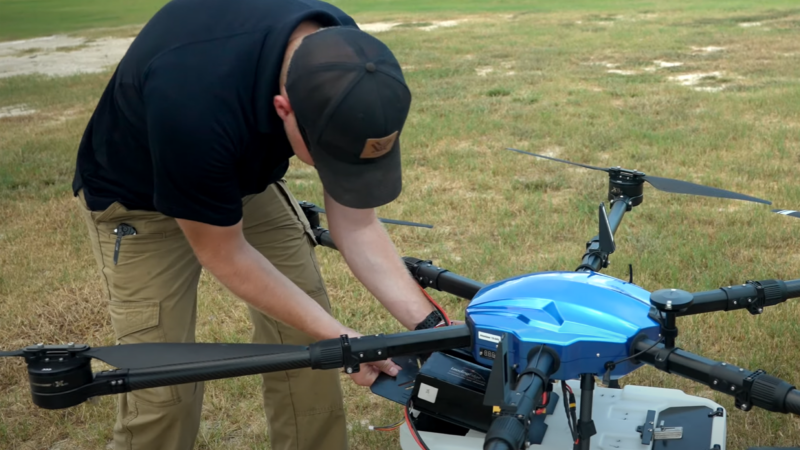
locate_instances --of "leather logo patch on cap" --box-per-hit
[361,131,398,159]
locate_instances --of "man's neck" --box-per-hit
[280,20,323,92]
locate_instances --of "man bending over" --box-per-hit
[72,0,450,449]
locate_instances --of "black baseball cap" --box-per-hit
[285,26,412,209]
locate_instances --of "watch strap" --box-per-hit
[415,309,446,330]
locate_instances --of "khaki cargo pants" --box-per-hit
[76,181,347,450]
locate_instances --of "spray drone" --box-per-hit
[2,150,800,450]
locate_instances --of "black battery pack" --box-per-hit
[410,351,495,432]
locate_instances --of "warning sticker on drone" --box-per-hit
[478,331,502,344]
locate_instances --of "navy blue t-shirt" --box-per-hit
[72,0,358,226]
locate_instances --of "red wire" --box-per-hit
[404,405,428,450]
[419,285,452,325]
[536,391,549,414]
[399,287,450,450]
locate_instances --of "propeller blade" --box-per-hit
[504,148,611,172]
[309,205,433,229]
[504,146,771,206]
[642,175,771,205]
[0,350,24,357]
[85,343,308,370]
[599,203,615,254]
[773,209,800,219]
[376,218,433,229]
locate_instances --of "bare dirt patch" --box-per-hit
[357,22,403,33]
[691,45,725,54]
[667,71,729,92]
[0,19,465,79]
[0,104,36,118]
[652,60,683,68]
[420,20,462,31]
[0,35,86,57]
[357,19,463,33]
[0,35,134,78]
[590,59,683,76]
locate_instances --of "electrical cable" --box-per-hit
[405,398,431,450]
[535,390,550,415]
[419,285,452,326]
[401,286,451,449]
[602,310,668,386]
[560,381,579,446]
[369,418,404,431]
[366,286,452,448]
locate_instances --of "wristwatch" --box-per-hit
[415,309,446,330]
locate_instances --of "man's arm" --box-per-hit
[141,70,401,385]
[323,191,438,331]
[176,217,355,341]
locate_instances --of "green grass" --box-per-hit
[2,1,800,450]
[2,0,800,40]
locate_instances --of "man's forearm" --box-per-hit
[200,240,351,341]
[332,220,436,330]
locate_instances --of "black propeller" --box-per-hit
[773,209,800,219]
[505,148,772,206]
[301,203,433,229]
[1,343,306,370]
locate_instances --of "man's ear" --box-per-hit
[274,95,292,121]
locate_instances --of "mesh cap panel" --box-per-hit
[284,26,411,208]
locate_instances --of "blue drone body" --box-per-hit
[465,271,661,380]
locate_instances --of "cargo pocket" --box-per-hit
[108,300,160,343]
[108,299,183,406]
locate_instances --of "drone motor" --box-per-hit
[607,167,645,207]
[22,344,95,409]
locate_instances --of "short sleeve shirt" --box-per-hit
[72,0,358,226]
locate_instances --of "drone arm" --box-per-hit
[18,326,472,410]
[632,338,800,415]
[606,196,629,234]
[126,351,313,392]
[313,228,338,250]
[676,278,800,317]
[25,351,318,410]
[127,326,472,386]
[482,348,557,450]
[786,390,800,416]
[403,257,486,300]
[310,227,486,300]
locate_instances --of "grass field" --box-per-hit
[1,0,800,449]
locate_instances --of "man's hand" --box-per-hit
[349,360,402,386]
[343,330,402,386]
[324,191,440,331]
